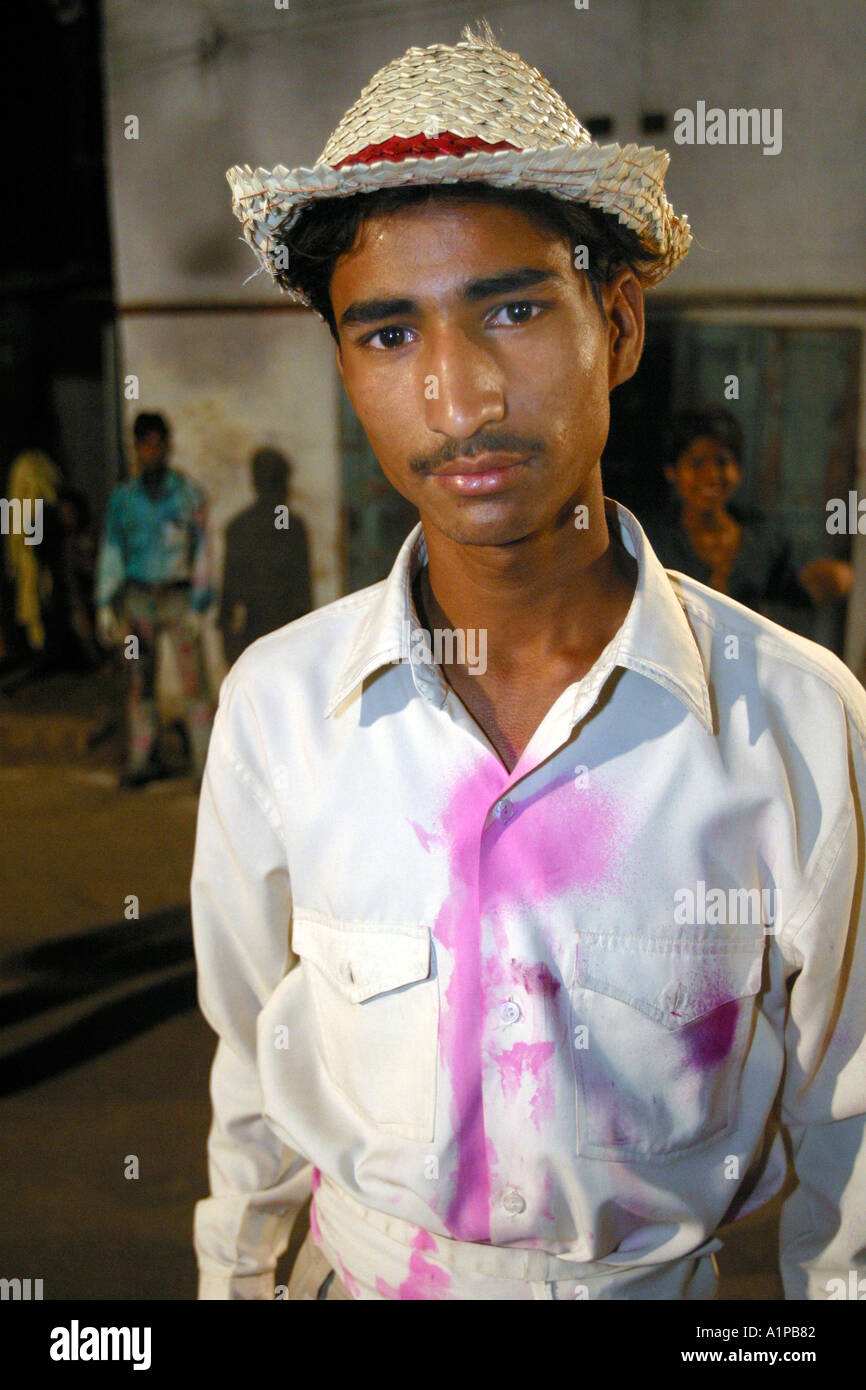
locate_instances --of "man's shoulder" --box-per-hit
[168,468,207,504]
[668,568,866,743]
[108,477,139,504]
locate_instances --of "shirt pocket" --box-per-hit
[292,910,439,1142]
[572,928,764,1163]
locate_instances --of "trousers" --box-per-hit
[120,581,213,778]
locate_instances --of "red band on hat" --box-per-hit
[334,132,520,168]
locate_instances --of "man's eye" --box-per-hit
[488,301,543,326]
[365,325,416,350]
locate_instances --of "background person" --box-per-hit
[640,407,853,611]
[95,411,215,789]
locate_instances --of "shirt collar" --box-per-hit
[324,499,713,735]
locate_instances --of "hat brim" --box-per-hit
[227,141,691,297]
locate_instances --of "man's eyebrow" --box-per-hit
[338,269,565,330]
[339,297,417,329]
[460,267,566,302]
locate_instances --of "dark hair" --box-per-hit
[666,407,744,467]
[280,182,664,342]
[133,411,169,441]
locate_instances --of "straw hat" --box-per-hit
[227,23,691,300]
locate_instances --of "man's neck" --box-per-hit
[680,500,734,532]
[415,492,637,684]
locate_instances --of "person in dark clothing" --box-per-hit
[219,447,313,666]
[640,407,852,611]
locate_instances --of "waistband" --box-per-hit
[125,578,191,593]
[314,1173,721,1299]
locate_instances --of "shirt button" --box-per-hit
[493,798,514,823]
[499,1000,522,1025]
[501,1188,526,1215]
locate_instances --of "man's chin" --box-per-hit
[422,508,539,549]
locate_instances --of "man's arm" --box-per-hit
[189,484,216,614]
[191,675,311,1299]
[95,491,127,611]
[778,695,866,1299]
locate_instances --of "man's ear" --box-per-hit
[602,267,645,391]
[334,335,344,380]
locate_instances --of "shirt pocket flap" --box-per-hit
[575,930,764,1031]
[292,912,432,1003]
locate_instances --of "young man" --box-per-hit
[192,28,866,1299]
[96,412,214,787]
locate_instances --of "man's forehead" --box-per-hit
[331,199,574,317]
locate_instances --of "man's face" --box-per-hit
[330,199,643,549]
[134,430,168,475]
[666,435,741,512]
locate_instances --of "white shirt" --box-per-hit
[192,501,866,1300]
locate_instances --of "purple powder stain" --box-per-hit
[510,958,561,998]
[432,756,624,1244]
[375,1227,453,1300]
[683,999,740,1069]
[494,1040,556,1128]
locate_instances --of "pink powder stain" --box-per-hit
[309,1198,322,1246]
[337,1258,361,1298]
[375,1227,452,1300]
[433,758,623,1244]
[407,818,439,853]
[494,1040,556,1128]
[433,757,505,1244]
[480,771,622,911]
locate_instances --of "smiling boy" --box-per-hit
[192,27,866,1300]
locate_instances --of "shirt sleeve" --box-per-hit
[778,694,866,1299]
[95,491,127,607]
[191,675,311,1299]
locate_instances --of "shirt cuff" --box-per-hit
[198,1270,276,1301]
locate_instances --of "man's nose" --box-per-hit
[422,324,506,438]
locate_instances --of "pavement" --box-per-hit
[0,669,783,1300]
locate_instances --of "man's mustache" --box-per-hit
[409,432,546,474]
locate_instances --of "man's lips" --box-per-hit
[433,453,527,477]
[429,453,530,495]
